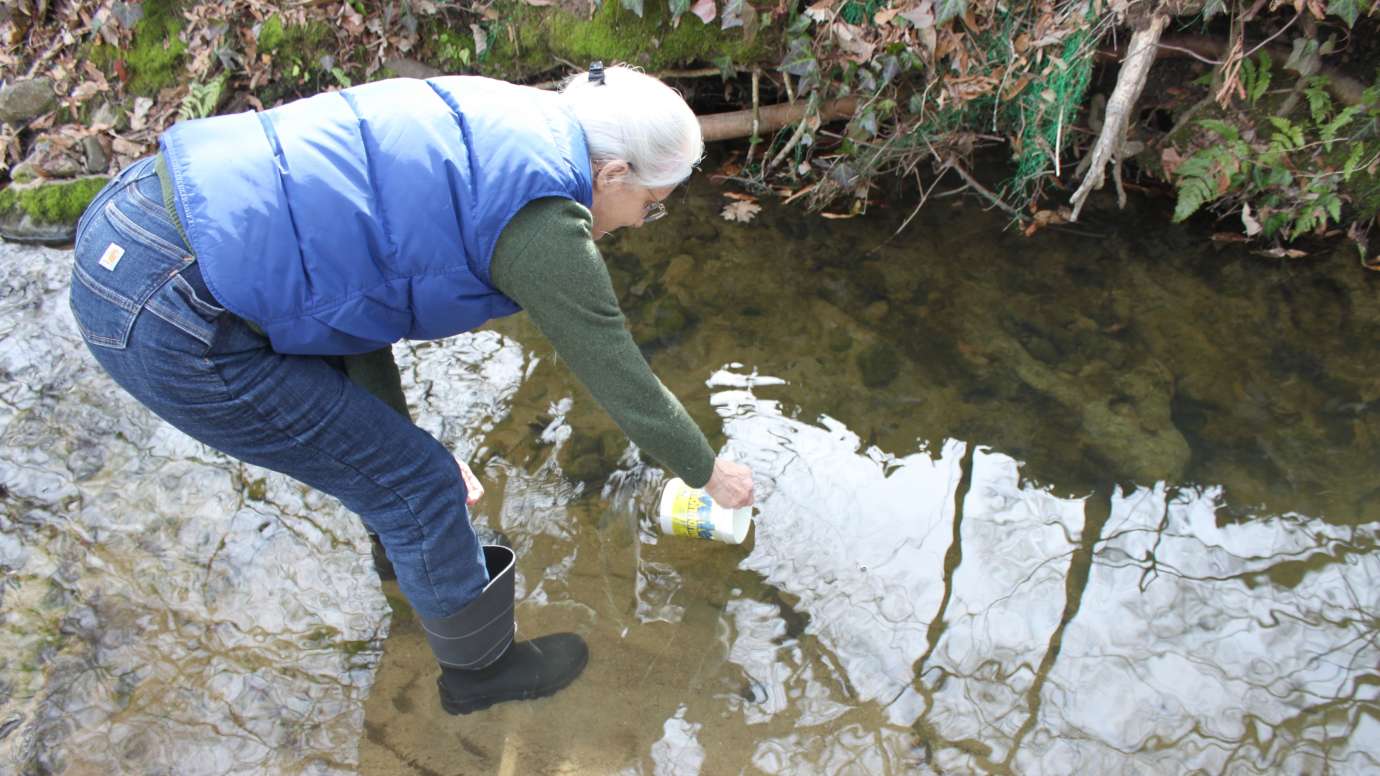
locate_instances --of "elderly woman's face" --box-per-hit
[589,161,674,240]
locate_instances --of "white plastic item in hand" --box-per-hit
[657,478,752,544]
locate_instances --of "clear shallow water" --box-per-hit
[4,171,1379,774]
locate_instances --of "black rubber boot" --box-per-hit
[437,633,589,715]
[421,545,588,715]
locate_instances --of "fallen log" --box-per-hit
[698,97,859,142]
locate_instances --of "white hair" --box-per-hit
[558,64,704,189]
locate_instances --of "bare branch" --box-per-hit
[1069,14,1169,222]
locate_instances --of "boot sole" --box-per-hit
[438,649,589,715]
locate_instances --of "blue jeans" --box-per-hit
[68,156,487,621]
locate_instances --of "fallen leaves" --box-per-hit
[691,0,717,23]
[721,192,762,223]
[1252,246,1310,259]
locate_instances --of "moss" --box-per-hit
[256,20,340,102]
[0,177,108,225]
[478,0,775,80]
[258,14,286,52]
[384,591,414,625]
[340,639,373,656]
[278,20,335,66]
[246,477,268,501]
[91,0,188,96]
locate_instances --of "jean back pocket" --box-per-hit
[70,176,191,350]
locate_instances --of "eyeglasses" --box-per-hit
[643,200,667,223]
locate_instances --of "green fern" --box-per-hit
[1173,153,1224,222]
[1343,143,1366,182]
[1241,52,1272,107]
[178,75,226,121]
[1320,104,1364,149]
[1267,117,1306,152]
[1305,83,1333,125]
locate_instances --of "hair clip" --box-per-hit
[588,61,605,85]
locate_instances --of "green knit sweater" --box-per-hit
[157,157,714,486]
[491,198,715,487]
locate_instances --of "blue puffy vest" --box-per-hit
[159,77,594,355]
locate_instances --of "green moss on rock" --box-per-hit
[477,0,774,80]
[0,177,108,225]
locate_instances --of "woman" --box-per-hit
[68,63,755,715]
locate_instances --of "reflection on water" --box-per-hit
[5,166,1380,773]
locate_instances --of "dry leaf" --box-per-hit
[1160,147,1183,177]
[1253,247,1309,259]
[70,81,101,102]
[112,136,146,156]
[691,0,716,23]
[471,24,487,57]
[721,200,762,223]
[1211,232,1250,243]
[804,0,835,22]
[1241,203,1261,236]
[129,97,153,131]
[898,0,935,28]
[832,22,874,62]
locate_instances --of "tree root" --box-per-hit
[1070,14,1169,221]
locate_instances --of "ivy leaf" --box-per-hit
[721,0,747,28]
[1327,0,1361,27]
[934,0,968,26]
[713,54,735,81]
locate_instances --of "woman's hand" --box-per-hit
[457,458,485,506]
[703,458,754,509]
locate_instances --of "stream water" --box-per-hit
[3,170,1379,775]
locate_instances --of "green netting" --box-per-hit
[900,1,1099,204]
[1006,10,1096,198]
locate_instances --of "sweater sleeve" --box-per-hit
[490,197,716,487]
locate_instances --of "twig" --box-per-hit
[766,116,811,174]
[1241,0,1270,21]
[892,169,951,237]
[1243,11,1300,60]
[1158,93,1215,147]
[746,68,762,168]
[24,38,65,79]
[1153,41,1221,66]
[947,157,1024,219]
